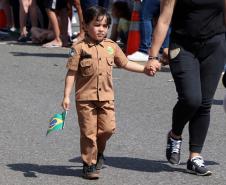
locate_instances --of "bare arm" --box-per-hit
[145,0,176,75]
[123,61,145,73]
[149,0,176,57]
[62,70,77,110]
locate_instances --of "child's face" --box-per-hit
[84,16,109,42]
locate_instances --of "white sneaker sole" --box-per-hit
[186,169,212,176]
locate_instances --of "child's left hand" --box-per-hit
[61,97,70,111]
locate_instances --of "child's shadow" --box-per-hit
[7,163,82,178]
[8,157,219,177]
[70,156,219,174]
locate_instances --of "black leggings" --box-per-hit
[169,33,226,153]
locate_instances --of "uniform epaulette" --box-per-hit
[77,39,85,44]
[72,39,85,47]
[104,38,115,43]
[71,39,85,49]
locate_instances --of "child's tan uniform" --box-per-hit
[67,37,128,165]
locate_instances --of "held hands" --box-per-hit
[61,97,70,111]
[144,59,162,76]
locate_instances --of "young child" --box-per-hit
[61,6,147,180]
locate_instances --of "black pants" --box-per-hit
[9,0,20,29]
[80,0,109,16]
[44,0,67,10]
[169,33,226,153]
[37,0,49,28]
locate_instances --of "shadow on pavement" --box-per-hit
[69,157,82,163]
[105,157,184,173]
[105,157,219,173]
[10,52,68,58]
[7,163,82,178]
[69,156,219,173]
[7,157,219,177]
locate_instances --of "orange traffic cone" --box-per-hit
[0,9,7,28]
[126,0,141,55]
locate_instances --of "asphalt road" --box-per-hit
[0,39,226,185]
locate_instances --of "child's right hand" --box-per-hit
[61,97,70,110]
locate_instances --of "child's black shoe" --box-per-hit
[82,163,99,180]
[96,153,105,171]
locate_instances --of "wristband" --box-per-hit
[148,56,159,60]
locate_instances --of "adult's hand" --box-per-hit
[144,59,162,76]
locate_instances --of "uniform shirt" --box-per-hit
[67,37,128,101]
[171,0,226,40]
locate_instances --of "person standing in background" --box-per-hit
[71,0,85,44]
[9,0,20,31]
[42,0,68,47]
[110,1,131,50]
[80,0,109,15]
[127,0,170,62]
[18,0,38,42]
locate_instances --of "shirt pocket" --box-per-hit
[79,59,94,77]
[169,42,183,63]
[106,57,114,76]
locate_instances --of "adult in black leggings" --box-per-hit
[145,0,226,176]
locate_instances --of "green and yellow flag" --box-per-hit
[46,111,67,136]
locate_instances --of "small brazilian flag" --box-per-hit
[46,111,67,136]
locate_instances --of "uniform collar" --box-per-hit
[84,35,105,48]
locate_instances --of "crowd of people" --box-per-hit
[1,0,226,181]
[0,0,132,48]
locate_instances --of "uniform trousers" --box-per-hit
[76,100,115,165]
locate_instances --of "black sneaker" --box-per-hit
[82,163,99,180]
[187,156,212,176]
[96,153,105,171]
[166,132,182,165]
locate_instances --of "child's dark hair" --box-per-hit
[112,2,131,20]
[83,6,112,27]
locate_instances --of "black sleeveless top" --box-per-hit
[171,0,226,40]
